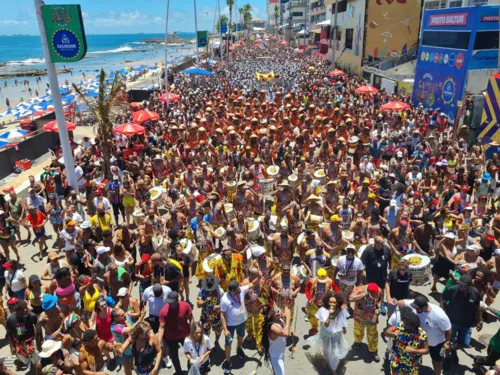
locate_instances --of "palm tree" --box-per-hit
[73,70,126,178]
[216,15,229,33]
[243,3,252,38]
[226,0,234,53]
[274,5,279,36]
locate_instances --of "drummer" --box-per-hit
[319,215,346,256]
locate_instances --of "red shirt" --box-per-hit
[26,211,46,228]
[159,301,192,340]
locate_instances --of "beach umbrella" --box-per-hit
[159,93,181,103]
[355,85,379,94]
[85,91,99,98]
[0,129,29,140]
[0,109,13,118]
[328,69,345,78]
[380,101,410,111]
[180,68,214,76]
[0,140,9,148]
[75,103,89,112]
[43,120,77,132]
[113,122,145,136]
[132,110,159,124]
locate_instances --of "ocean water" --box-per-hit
[0,33,196,71]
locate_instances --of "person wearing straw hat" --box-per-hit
[214,247,245,291]
[276,181,294,220]
[37,339,72,375]
[271,262,301,327]
[242,266,270,354]
[319,214,346,256]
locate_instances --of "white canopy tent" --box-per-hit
[316,19,331,26]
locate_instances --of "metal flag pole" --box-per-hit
[218,0,223,60]
[331,0,339,66]
[194,0,200,67]
[34,0,79,193]
[164,0,170,110]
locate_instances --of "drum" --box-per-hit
[287,174,299,189]
[246,218,261,242]
[226,181,237,202]
[292,264,309,280]
[260,179,275,196]
[180,238,195,262]
[258,215,278,232]
[215,227,226,242]
[224,203,235,221]
[297,232,306,246]
[342,230,354,243]
[132,210,145,226]
[267,165,280,180]
[149,187,166,206]
[314,169,326,186]
[203,253,222,273]
[403,254,432,286]
[306,214,323,230]
[265,233,275,252]
[280,216,288,230]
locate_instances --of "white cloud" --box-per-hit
[88,10,162,28]
[0,20,28,26]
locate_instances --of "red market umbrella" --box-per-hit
[20,117,33,125]
[113,122,145,136]
[132,109,159,124]
[159,93,181,103]
[43,120,76,132]
[355,85,379,94]
[380,101,410,111]
[328,69,345,78]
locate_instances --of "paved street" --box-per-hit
[1,215,498,375]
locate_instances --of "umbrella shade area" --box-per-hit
[159,93,181,103]
[43,120,77,132]
[328,69,345,77]
[380,101,410,111]
[355,85,379,94]
[0,129,29,140]
[132,110,159,124]
[113,122,145,136]
[0,140,9,147]
[180,68,214,76]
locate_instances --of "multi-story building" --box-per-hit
[423,0,497,9]
[267,0,280,29]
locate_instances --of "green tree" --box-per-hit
[216,15,229,32]
[274,5,279,35]
[226,0,234,52]
[73,70,126,178]
[242,3,252,38]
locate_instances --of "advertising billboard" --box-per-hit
[479,73,500,144]
[364,0,421,58]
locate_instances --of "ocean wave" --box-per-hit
[88,46,134,55]
[6,58,45,66]
[131,42,146,45]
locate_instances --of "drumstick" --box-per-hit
[290,303,299,359]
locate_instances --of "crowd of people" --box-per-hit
[0,36,499,375]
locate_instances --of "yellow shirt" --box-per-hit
[90,214,113,231]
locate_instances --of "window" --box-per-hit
[473,31,499,50]
[424,0,441,8]
[345,28,353,49]
[421,30,471,49]
[469,0,488,5]
[448,0,462,7]
[332,0,347,13]
[292,11,303,17]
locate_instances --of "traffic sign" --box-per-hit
[197,31,208,48]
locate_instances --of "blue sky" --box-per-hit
[0,0,267,35]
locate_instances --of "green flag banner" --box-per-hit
[197,31,208,48]
[42,4,87,63]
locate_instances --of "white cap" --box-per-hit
[495,248,500,256]
[251,246,266,258]
[397,151,403,157]
[96,246,110,255]
[116,287,128,297]
[444,232,456,239]
[80,221,91,229]
[390,199,397,207]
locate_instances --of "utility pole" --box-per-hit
[217,0,223,60]
[194,0,200,67]
[164,0,170,109]
[303,0,308,48]
[34,0,79,193]
[331,0,338,66]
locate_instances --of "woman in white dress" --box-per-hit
[306,292,350,375]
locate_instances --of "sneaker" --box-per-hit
[237,347,246,359]
[352,343,361,350]
[373,353,381,363]
[223,360,233,374]
[163,355,172,368]
[308,328,318,336]
[380,302,387,316]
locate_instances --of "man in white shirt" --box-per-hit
[142,283,171,332]
[220,278,261,374]
[74,163,84,192]
[398,296,452,375]
[333,244,365,309]
[93,190,111,213]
